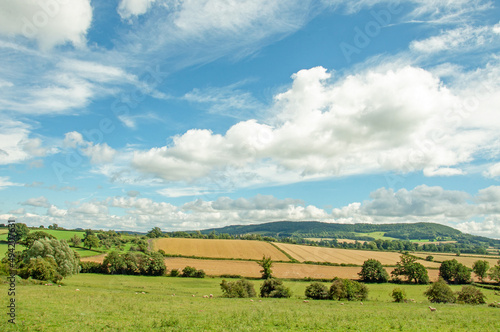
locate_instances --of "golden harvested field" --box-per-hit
[164,257,441,281]
[273,243,439,268]
[411,253,499,268]
[153,238,290,261]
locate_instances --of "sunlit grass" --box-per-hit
[1,274,499,331]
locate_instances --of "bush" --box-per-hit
[424,278,456,303]
[260,278,291,298]
[358,259,389,283]
[456,285,486,304]
[80,261,103,273]
[181,266,205,278]
[220,279,256,298]
[305,282,330,300]
[391,288,406,303]
[330,278,368,301]
[169,269,180,277]
[269,285,292,298]
[20,257,62,283]
[425,256,434,262]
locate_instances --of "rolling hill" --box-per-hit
[201,221,500,246]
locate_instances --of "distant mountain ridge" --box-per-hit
[201,221,499,245]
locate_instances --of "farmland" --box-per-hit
[273,242,440,268]
[153,238,290,261]
[412,252,500,268]
[1,274,499,331]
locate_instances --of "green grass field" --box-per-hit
[1,274,499,331]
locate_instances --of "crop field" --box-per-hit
[412,253,500,268]
[273,243,439,268]
[154,238,290,261]
[1,274,499,331]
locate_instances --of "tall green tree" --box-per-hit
[472,260,490,282]
[24,238,79,278]
[439,259,471,284]
[257,255,273,279]
[24,231,56,248]
[489,260,500,284]
[84,234,100,250]
[391,254,429,284]
[358,259,389,283]
[147,227,163,238]
[13,223,30,242]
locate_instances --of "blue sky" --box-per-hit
[1,0,500,238]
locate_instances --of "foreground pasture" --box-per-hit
[1,274,499,331]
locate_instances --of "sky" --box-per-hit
[0,0,500,238]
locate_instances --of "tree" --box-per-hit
[439,259,471,284]
[24,238,79,278]
[456,285,486,304]
[71,234,82,247]
[472,260,490,282]
[24,231,56,248]
[391,254,429,284]
[14,223,30,243]
[305,282,330,300]
[84,234,100,250]
[329,278,368,301]
[358,259,389,283]
[220,279,256,298]
[424,278,456,303]
[147,227,163,238]
[257,255,273,279]
[489,260,500,284]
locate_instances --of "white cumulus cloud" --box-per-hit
[0,0,92,50]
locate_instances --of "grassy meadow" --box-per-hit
[2,274,499,331]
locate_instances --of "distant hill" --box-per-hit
[201,221,500,245]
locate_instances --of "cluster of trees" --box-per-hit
[358,255,500,286]
[305,279,368,301]
[99,251,166,276]
[1,226,80,283]
[424,279,487,304]
[357,255,429,284]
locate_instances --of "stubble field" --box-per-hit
[153,238,290,261]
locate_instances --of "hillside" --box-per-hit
[201,221,500,246]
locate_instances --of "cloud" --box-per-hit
[410,25,500,54]
[0,0,92,50]
[62,131,117,164]
[325,0,493,24]
[22,196,50,208]
[7,185,500,238]
[360,185,472,217]
[484,163,500,178]
[131,63,499,187]
[0,117,47,165]
[82,143,116,164]
[184,82,264,120]
[118,0,157,19]
[0,177,22,190]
